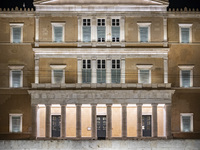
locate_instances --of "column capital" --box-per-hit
[45,104,51,107]
[76,103,82,106]
[121,103,128,106]
[61,104,66,107]
[136,103,143,106]
[151,103,158,106]
[165,103,171,106]
[106,103,112,107]
[91,103,97,106]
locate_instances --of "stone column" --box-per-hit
[163,18,168,47]
[77,58,82,83]
[76,104,82,138]
[35,57,39,84]
[61,104,66,138]
[165,103,171,138]
[121,58,125,83]
[164,58,168,84]
[35,16,39,47]
[91,104,97,139]
[122,104,127,139]
[92,16,97,44]
[106,16,111,43]
[137,103,142,137]
[31,104,38,139]
[78,16,82,42]
[91,58,97,84]
[46,104,51,138]
[152,103,158,137]
[120,16,125,42]
[106,58,111,84]
[106,104,112,139]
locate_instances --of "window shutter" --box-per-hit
[13,27,21,43]
[102,69,106,83]
[87,69,91,83]
[53,70,63,83]
[181,28,189,43]
[97,26,105,40]
[83,26,91,42]
[111,69,116,83]
[82,69,87,83]
[140,70,150,83]
[182,70,190,87]
[97,69,106,83]
[112,69,121,83]
[112,26,120,39]
[12,71,21,87]
[116,69,121,83]
[140,27,148,42]
[182,116,191,132]
[97,69,101,83]
[54,26,63,42]
[12,116,21,132]
[82,69,91,83]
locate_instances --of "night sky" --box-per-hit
[0,0,200,10]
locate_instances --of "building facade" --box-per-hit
[0,0,200,140]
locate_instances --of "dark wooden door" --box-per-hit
[97,116,106,139]
[142,115,151,137]
[52,115,61,137]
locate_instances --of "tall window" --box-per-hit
[180,113,193,132]
[97,60,106,83]
[83,19,91,42]
[137,23,151,43]
[10,23,24,43]
[9,66,24,88]
[51,23,65,42]
[9,114,22,133]
[179,66,194,88]
[179,24,192,43]
[112,19,120,42]
[97,19,106,42]
[111,59,121,83]
[82,59,91,83]
[136,65,153,84]
[50,65,66,84]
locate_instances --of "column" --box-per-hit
[106,104,112,139]
[165,103,171,138]
[77,58,82,83]
[152,103,158,137]
[46,104,51,138]
[121,58,125,83]
[163,18,168,47]
[122,104,127,139]
[35,57,39,84]
[31,104,38,139]
[91,104,97,139]
[106,58,111,84]
[35,16,39,47]
[106,16,111,42]
[76,104,82,138]
[61,104,66,138]
[78,16,82,42]
[92,16,97,43]
[137,103,142,137]
[120,16,125,42]
[164,58,168,83]
[91,58,97,83]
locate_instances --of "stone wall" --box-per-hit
[0,140,200,150]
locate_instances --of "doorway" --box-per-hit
[142,115,151,137]
[97,116,106,139]
[51,115,61,137]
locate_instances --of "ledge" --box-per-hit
[31,83,171,89]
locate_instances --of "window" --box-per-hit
[137,23,151,43]
[50,65,66,84]
[82,59,91,83]
[97,19,106,42]
[51,23,65,42]
[112,19,120,42]
[83,19,91,42]
[111,59,121,83]
[10,23,24,43]
[136,65,153,84]
[178,65,194,87]
[178,24,192,43]
[180,113,193,132]
[97,60,106,83]
[9,114,22,133]
[9,66,24,88]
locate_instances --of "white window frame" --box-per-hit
[97,18,106,43]
[8,65,24,88]
[50,65,66,84]
[178,24,193,43]
[10,23,24,43]
[82,18,92,43]
[178,65,194,87]
[51,22,65,43]
[180,113,193,132]
[137,23,151,43]
[136,65,153,84]
[111,18,120,43]
[9,113,23,133]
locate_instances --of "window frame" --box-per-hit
[50,65,66,84]
[111,18,120,43]
[178,24,193,43]
[9,113,23,133]
[178,65,194,88]
[137,23,151,43]
[97,19,106,43]
[180,113,193,132]
[136,65,153,84]
[10,23,24,43]
[82,59,92,83]
[82,18,92,43]
[51,22,65,43]
[8,65,24,88]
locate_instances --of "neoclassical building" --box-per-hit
[0,0,200,140]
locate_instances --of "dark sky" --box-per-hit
[0,0,200,10]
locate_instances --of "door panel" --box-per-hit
[97,116,106,139]
[142,115,151,137]
[52,115,61,137]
